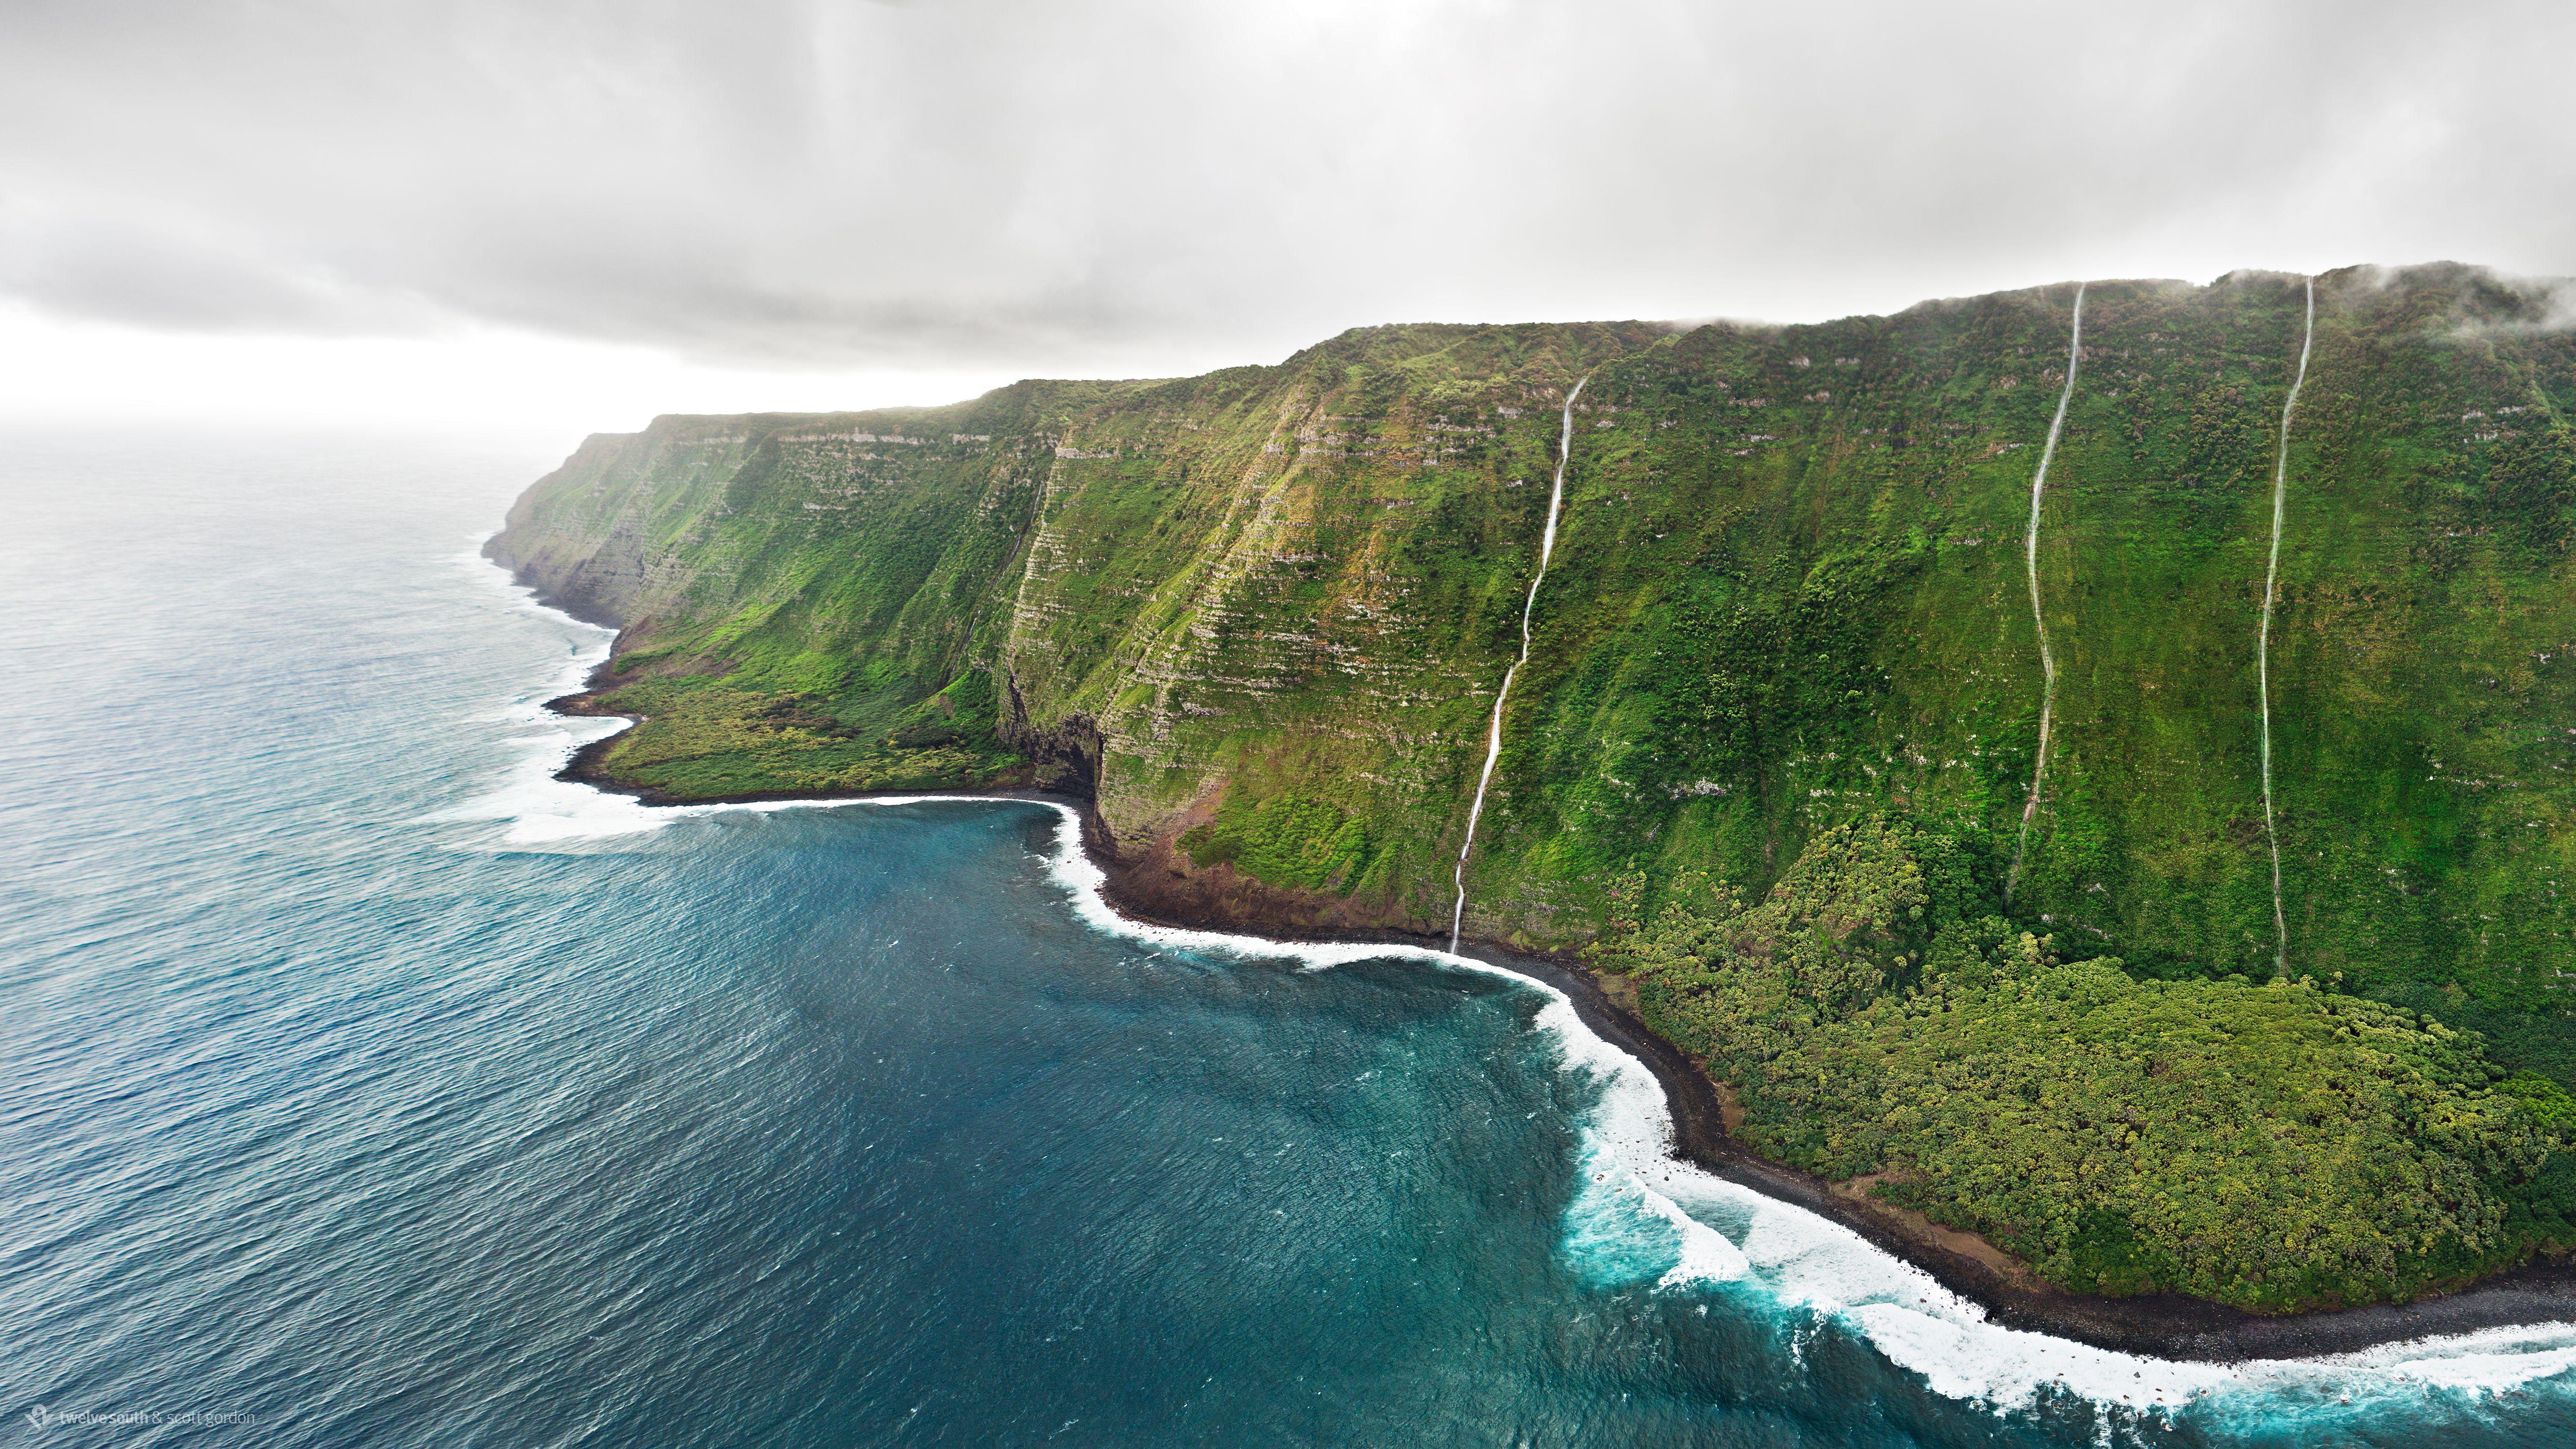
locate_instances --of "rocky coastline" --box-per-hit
[545,699,2576,1363]
[1082,856,2576,1362]
[519,569,2576,1365]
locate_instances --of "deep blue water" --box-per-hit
[6,431,2576,1447]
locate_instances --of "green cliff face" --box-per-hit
[494,263,2576,998]
[491,263,2576,1306]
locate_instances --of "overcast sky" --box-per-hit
[4,0,2568,434]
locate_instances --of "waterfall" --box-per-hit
[2004,283,2087,907]
[2259,277,2316,973]
[1450,375,1589,952]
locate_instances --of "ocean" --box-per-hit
[5,429,2575,1447]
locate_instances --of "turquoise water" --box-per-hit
[5,431,2575,1447]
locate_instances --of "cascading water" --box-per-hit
[2258,277,2317,973]
[2004,283,2087,907]
[1450,376,1588,952]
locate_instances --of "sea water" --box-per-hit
[5,429,2575,1447]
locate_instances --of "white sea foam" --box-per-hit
[453,534,2576,1423]
[1531,992,1750,1288]
[444,539,935,845]
[434,539,664,843]
[1052,803,2576,1426]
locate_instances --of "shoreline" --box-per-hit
[1480,950,2576,1361]
[508,570,2576,1364]
[1070,861,2576,1362]
[549,738,2576,1360]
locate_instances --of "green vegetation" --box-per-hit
[591,669,1026,798]
[1180,790,1380,892]
[1592,819,2576,1311]
[492,263,2576,1308]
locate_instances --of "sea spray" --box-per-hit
[2004,284,2087,907]
[1450,376,1589,952]
[2258,277,2317,973]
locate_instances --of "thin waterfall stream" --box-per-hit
[1450,375,1588,952]
[2005,283,2086,906]
[2259,277,2317,972]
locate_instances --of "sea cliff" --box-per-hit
[491,263,2576,1322]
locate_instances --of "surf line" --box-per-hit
[495,605,2576,1397]
[2005,283,2087,907]
[2258,277,2316,973]
[1451,375,1590,953]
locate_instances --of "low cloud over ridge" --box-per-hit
[3,0,2569,375]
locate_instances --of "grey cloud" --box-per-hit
[0,207,446,334]
[2,0,2569,372]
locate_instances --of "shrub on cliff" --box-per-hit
[1592,818,2567,1312]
